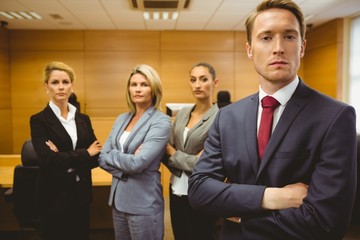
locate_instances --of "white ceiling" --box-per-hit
[0,0,360,31]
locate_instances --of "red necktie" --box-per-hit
[258,96,280,159]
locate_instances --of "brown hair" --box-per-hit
[189,62,216,80]
[245,0,306,44]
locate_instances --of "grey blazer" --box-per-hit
[99,106,171,215]
[165,104,219,177]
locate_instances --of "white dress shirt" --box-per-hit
[257,76,299,134]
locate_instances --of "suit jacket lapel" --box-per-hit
[74,112,88,149]
[185,104,218,147]
[123,106,156,153]
[257,80,310,178]
[44,106,73,149]
[245,94,261,175]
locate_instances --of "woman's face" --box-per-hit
[46,70,73,105]
[189,66,218,100]
[129,73,153,109]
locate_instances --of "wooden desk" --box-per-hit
[0,154,170,196]
[0,166,112,188]
[0,154,112,188]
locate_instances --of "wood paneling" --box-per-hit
[234,52,259,100]
[306,19,343,50]
[235,32,248,52]
[161,31,234,51]
[0,28,12,153]
[11,109,34,152]
[9,30,84,51]
[304,45,338,97]
[0,110,13,153]
[85,30,160,51]
[0,47,10,109]
[303,19,343,98]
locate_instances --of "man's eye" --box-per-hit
[285,35,296,40]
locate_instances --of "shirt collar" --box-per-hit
[49,100,76,121]
[259,76,299,106]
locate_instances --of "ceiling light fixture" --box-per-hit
[0,11,42,20]
[143,11,179,20]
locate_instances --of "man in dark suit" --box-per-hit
[188,0,357,239]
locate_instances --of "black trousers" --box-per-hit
[169,188,217,240]
[40,203,90,240]
[39,180,91,240]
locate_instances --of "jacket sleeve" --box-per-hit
[99,115,124,179]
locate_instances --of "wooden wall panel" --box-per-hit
[235,31,248,52]
[0,28,12,153]
[11,109,34,152]
[161,31,234,51]
[303,19,343,98]
[234,52,259,101]
[85,30,160,51]
[84,51,160,117]
[9,30,84,51]
[0,52,11,109]
[304,45,338,97]
[234,31,265,101]
[0,28,8,50]
[306,19,343,50]
[0,110,13,153]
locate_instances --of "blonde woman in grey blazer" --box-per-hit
[163,62,220,240]
[99,64,171,240]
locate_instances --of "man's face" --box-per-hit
[246,8,306,86]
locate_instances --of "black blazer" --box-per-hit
[30,105,99,214]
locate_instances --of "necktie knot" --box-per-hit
[261,96,280,109]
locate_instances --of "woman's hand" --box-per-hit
[135,144,143,155]
[166,143,176,156]
[87,140,102,156]
[46,140,58,152]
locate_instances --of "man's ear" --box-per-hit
[246,42,253,59]
[300,39,306,58]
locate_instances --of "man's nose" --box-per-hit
[273,38,285,55]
